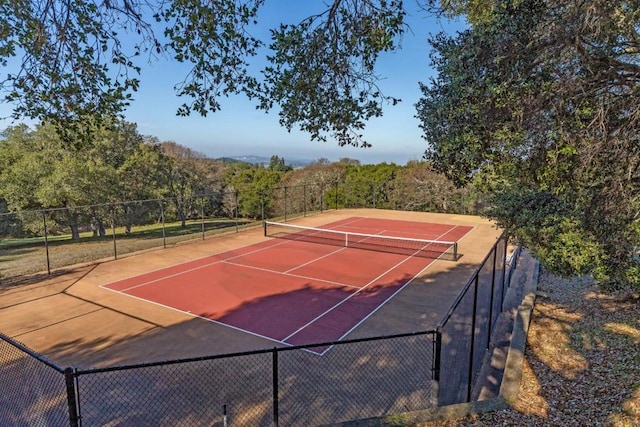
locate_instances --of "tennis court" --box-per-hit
[101,216,472,353]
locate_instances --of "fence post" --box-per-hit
[320,185,324,213]
[487,245,498,350]
[42,211,51,275]
[284,186,288,222]
[201,202,205,240]
[303,184,307,217]
[111,206,117,260]
[501,236,512,310]
[467,275,480,402]
[272,347,279,427]
[159,200,167,249]
[260,191,265,221]
[501,236,509,293]
[432,329,442,382]
[335,182,339,209]
[64,368,80,427]
[234,191,239,232]
[372,184,376,208]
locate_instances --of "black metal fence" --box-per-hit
[0,334,75,426]
[0,182,485,281]
[0,234,517,426]
[1,330,438,426]
[436,235,514,405]
[0,186,326,280]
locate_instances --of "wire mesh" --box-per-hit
[75,352,274,426]
[0,230,511,424]
[278,333,437,426]
[0,334,70,426]
[436,235,509,405]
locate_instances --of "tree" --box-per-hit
[278,159,338,214]
[0,124,98,239]
[420,0,499,24]
[225,162,284,219]
[117,140,172,233]
[0,124,45,213]
[267,155,293,173]
[160,141,224,227]
[392,161,470,213]
[342,162,397,208]
[0,121,159,239]
[416,0,640,291]
[1,0,406,146]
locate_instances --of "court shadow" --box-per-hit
[2,253,495,426]
[36,270,449,426]
[207,277,416,348]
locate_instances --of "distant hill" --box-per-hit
[216,156,252,164]
[216,155,313,168]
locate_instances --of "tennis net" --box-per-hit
[263,221,458,261]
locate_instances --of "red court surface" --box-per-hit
[102,217,473,354]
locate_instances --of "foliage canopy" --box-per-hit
[417,0,640,291]
[0,0,405,146]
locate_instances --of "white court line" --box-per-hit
[282,245,429,343]
[314,260,438,356]
[221,260,361,289]
[102,218,474,356]
[100,285,293,347]
[283,245,347,274]
[283,223,460,346]
[102,229,331,292]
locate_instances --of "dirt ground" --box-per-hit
[414,269,640,427]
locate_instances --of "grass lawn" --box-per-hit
[0,218,257,281]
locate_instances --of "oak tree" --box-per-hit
[417,0,640,291]
[1,0,405,146]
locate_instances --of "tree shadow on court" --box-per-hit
[2,255,497,426]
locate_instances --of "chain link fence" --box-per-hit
[0,183,486,282]
[436,235,514,405]
[0,187,507,425]
[1,330,438,426]
[0,236,517,424]
[0,333,75,427]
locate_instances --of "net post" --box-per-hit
[263,220,267,237]
[453,242,458,261]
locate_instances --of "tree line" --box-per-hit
[418,0,640,292]
[2,1,638,292]
[0,121,478,240]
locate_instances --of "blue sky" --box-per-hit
[1,2,466,165]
